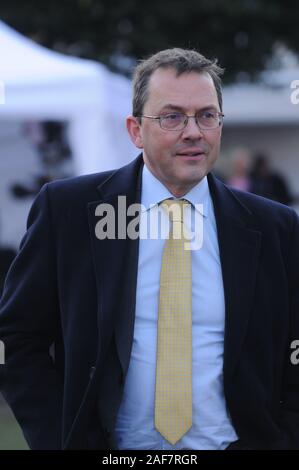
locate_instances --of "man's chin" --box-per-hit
[178,168,207,185]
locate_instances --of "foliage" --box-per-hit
[1,0,299,81]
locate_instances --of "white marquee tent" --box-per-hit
[0,20,136,175]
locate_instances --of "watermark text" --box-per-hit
[290,339,299,365]
[0,80,5,105]
[0,340,5,365]
[94,197,204,250]
[290,80,299,104]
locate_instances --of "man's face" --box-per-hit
[127,68,223,197]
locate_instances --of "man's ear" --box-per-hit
[126,116,143,149]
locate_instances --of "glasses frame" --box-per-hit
[136,111,225,131]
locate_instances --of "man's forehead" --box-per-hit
[150,66,211,83]
[146,67,218,108]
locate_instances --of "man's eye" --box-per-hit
[164,113,182,120]
[201,111,216,119]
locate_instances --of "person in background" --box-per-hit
[226,148,252,192]
[0,219,16,297]
[250,153,293,205]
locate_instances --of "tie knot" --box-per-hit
[160,199,190,222]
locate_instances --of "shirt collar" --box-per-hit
[141,163,210,217]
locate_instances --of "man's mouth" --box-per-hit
[176,151,205,157]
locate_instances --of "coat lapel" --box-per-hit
[87,156,143,379]
[208,174,262,379]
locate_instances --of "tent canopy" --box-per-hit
[0,20,136,174]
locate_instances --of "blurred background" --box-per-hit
[0,0,299,449]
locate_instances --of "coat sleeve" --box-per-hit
[279,209,299,449]
[0,184,63,449]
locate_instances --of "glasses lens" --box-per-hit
[161,113,185,130]
[197,111,220,129]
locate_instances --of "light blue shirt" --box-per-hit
[115,164,238,450]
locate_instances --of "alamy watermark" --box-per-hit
[0,340,5,365]
[290,339,299,365]
[290,80,299,104]
[94,197,204,250]
[0,80,5,105]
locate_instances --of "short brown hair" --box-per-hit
[132,48,224,116]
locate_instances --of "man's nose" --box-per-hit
[181,117,204,139]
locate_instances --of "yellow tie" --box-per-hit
[154,199,192,445]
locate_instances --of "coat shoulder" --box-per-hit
[46,170,116,201]
[226,183,298,231]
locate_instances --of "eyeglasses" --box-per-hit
[136,110,224,131]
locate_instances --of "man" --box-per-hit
[0,48,299,450]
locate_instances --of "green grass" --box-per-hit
[0,405,29,450]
